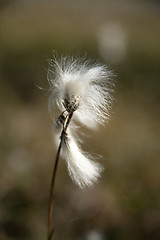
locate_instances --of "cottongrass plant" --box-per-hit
[47,56,114,240]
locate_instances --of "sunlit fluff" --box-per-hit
[48,56,113,188]
[62,132,103,188]
[48,57,113,128]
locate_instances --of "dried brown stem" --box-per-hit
[47,112,73,240]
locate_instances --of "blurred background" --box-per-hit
[0,0,160,239]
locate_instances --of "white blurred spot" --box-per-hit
[85,230,106,240]
[97,23,127,64]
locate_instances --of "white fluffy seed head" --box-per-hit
[48,56,114,188]
[48,56,114,128]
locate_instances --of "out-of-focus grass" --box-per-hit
[0,1,160,240]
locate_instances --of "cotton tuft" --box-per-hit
[48,56,114,188]
[62,132,103,188]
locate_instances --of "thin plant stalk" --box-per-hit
[47,113,73,240]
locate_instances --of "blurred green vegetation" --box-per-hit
[0,1,160,240]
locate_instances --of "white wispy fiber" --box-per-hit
[48,56,113,128]
[62,133,103,188]
[48,56,114,188]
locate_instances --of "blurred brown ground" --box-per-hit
[0,1,160,239]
